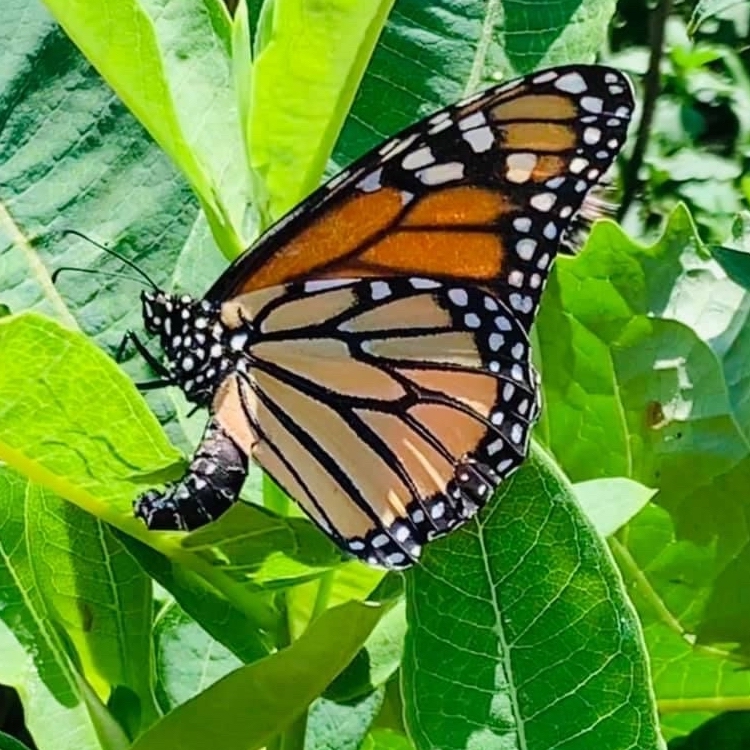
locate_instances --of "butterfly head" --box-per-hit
[141,290,236,406]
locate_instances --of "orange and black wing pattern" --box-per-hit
[207,275,541,568]
[207,64,633,331]
[136,65,634,569]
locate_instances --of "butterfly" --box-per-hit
[133,64,634,569]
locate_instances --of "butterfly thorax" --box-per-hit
[141,290,250,407]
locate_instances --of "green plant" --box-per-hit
[3,1,750,749]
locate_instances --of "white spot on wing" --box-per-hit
[463,127,495,153]
[530,192,556,212]
[379,132,419,158]
[415,162,465,185]
[357,168,383,193]
[554,72,587,94]
[410,278,441,289]
[464,313,481,328]
[370,281,391,300]
[448,288,469,307]
[326,169,352,190]
[583,127,601,145]
[487,438,504,455]
[516,239,536,260]
[402,146,435,171]
[489,332,504,351]
[581,96,604,114]
[508,271,524,288]
[570,157,588,174]
[430,111,451,126]
[533,70,558,84]
[459,111,487,130]
[506,152,537,183]
[304,279,352,293]
[428,118,453,135]
[513,216,532,232]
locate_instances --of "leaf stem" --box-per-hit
[618,0,673,219]
[310,570,335,621]
[272,591,309,750]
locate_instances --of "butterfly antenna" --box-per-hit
[60,229,159,290]
[51,265,158,288]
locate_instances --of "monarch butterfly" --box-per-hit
[133,64,634,569]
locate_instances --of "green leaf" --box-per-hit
[687,0,746,36]
[325,600,406,702]
[25,488,160,736]
[362,729,416,750]
[120,532,275,664]
[0,733,34,750]
[335,0,619,164]
[0,467,130,750]
[403,448,665,750]
[574,477,657,537]
[669,711,750,749]
[248,0,396,222]
[537,206,750,736]
[0,313,333,641]
[154,601,242,711]
[131,600,384,750]
[709,244,750,290]
[536,206,750,475]
[0,313,180,524]
[40,0,249,256]
[611,503,750,740]
[305,689,385,750]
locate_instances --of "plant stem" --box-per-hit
[311,571,335,621]
[271,591,309,750]
[618,0,673,219]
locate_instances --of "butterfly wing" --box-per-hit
[137,64,634,568]
[210,276,538,568]
[207,63,634,335]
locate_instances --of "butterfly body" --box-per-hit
[134,64,634,569]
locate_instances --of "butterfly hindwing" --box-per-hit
[204,276,538,568]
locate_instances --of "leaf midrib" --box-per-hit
[476,509,528,750]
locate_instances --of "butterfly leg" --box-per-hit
[116,330,173,390]
[116,330,169,376]
[134,417,248,530]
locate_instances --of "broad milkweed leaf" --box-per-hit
[537,205,750,736]
[248,0,397,222]
[0,733,34,750]
[403,448,665,750]
[40,0,249,257]
[153,600,243,711]
[131,600,384,750]
[574,477,657,537]
[0,467,131,750]
[334,0,620,166]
